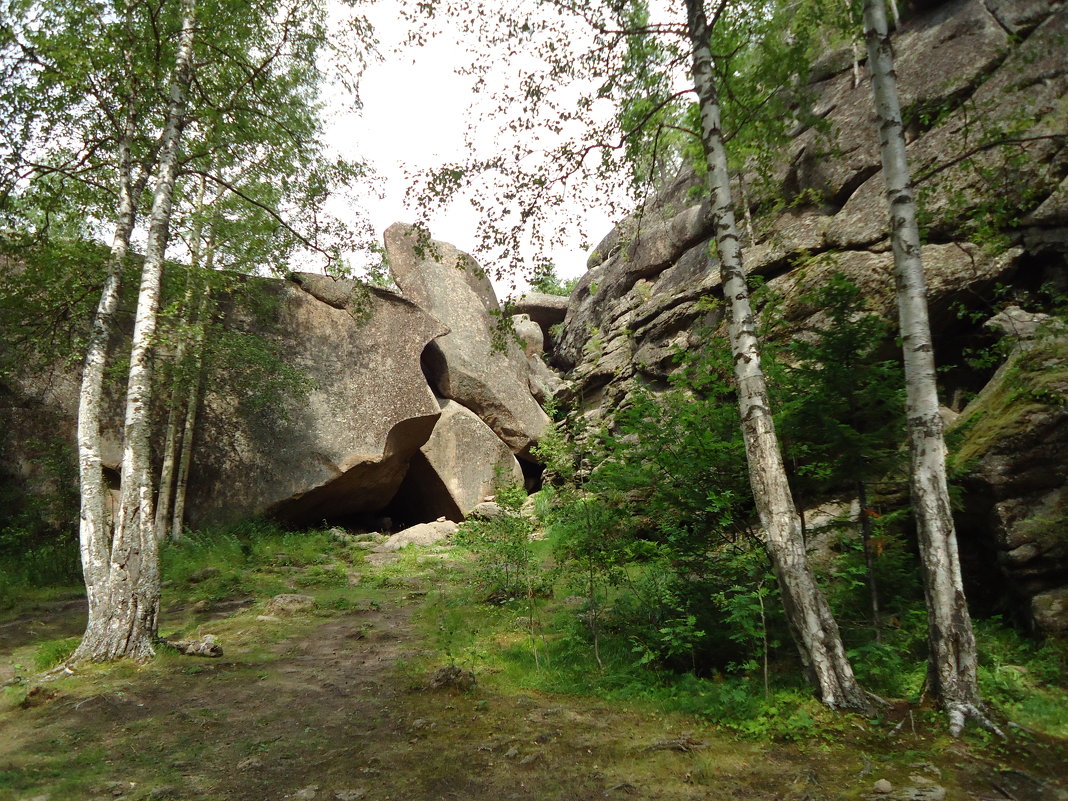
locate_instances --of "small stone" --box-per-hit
[187,567,220,583]
[512,616,539,631]
[427,664,476,691]
[334,792,366,801]
[873,779,894,794]
[468,501,505,520]
[292,786,319,800]
[264,593,316,615]
[169,634,223,658]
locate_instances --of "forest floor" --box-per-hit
[1,535,1066,801]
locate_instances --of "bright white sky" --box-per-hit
[323,2,617,297]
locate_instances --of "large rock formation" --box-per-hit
[547,0,1068,630]
[952,331,1068,633]
[191,278,447,526]
[2,230,558,531]
[384,223,550,458]
[512,292,569,344]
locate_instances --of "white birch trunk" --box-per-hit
[861,0,989,735]
[73,124,138,660]
[685,0,869,710]
[171,237,214,540]
[153,383,182,543]
[77,0,198,662]
[170,326,204,541]
[154,178,208,542]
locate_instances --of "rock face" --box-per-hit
[0,272,450,530]
[392,399,524,523]
[186,278,446,527]
[513,313,568,404]
[2,228,556,532]
[548,0,1067,630]
[556,0,1066,414]
[384,223,549,458]
[512,292,569,343]
[952,335,1068,633]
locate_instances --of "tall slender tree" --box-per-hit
[860,0,993,734]
[684,0,868,711]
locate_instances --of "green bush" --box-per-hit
[456,485,546,602]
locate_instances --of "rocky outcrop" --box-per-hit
[951,333,1068,633]
[548,0,1067,630]
[512,292,569,343]
[385,223,549,458]
[185,278,447,526]
[0,272,449,529]
[513,313,568,404]
[556,0,1066,415]
[2,223,559,532]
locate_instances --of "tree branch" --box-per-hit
[913,134,1068,185]
[186,169,336,266]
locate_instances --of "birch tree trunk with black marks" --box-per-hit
[75,120,139,658]
[74,0,198,662]
[861,0,991,736]
[685,0,869,711]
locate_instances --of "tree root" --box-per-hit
[31,664,77,684]
[864,690,893,709]
[947,702,1005,739]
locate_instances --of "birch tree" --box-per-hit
[72,0,199,661]
[860,0,994,735]
[3,0,373,660]
[149,0,374,540]
[684,0,868,711]
[2,0,180,660]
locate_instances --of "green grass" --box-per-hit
[974,618,1068,736]
[416,521,1068,745]
[4,514,1068,753]
[32,636,80,671]
[159,519,364,606]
